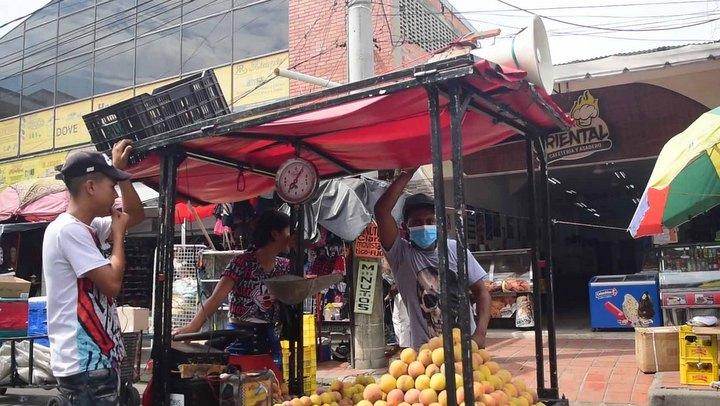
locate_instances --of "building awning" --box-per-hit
[127,56,571,203]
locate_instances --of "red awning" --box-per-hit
[127,58,571,203]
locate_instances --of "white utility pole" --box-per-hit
[348,0,384,370]
[347,0,374,82]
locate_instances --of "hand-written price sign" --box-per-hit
[354,260,378,315]
[354,222,383,258]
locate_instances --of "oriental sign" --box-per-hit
[545,90,612,163]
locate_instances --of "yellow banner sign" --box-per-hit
[93,89,134,112]
[0,118,19,160]
[233,52,289,108]
[0,151,69,189]
[135,79,175,96]
[214,65,232,106]
[20,109,54,155]
[55,100,92,148]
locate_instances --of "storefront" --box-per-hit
[456,43,720,327]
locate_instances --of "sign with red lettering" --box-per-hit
[354,222,383,258]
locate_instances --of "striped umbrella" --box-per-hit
[629,106,720,237]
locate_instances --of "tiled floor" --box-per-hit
[317,335,655,405]
[486,336,652,405]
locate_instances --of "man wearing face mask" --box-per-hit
[375,168,491,349]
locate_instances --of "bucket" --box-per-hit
[28,296,49,347]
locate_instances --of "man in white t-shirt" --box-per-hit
[375,168,491,349]
[43,140,144,404]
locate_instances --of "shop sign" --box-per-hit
[354,222,383,258]
[545,90,612,163]
[55,100,92,148]
[354,260,378,314]
[93,89,134,111]
[233,52,290,108]
[653,227,678,246]
[0,151,69,189]
[0,118,19,159]
[20,109,54,155]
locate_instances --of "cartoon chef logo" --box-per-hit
[571,91,599,126]
[545,90,613,162]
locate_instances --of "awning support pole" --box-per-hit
[151,148,181,405]
[448,80,476,406]
[426,84,457,406]
[525,134,546,394]
[289,204,305,395]
[535,138,560,398]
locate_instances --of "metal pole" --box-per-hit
[152,149,180,405]
[292,204,305,395]
[525,135,545,394]
[274,68,341,88]
[347,0,374,82]
[448,81,475,406]
[426,85,457,406]
[535,138,559,398]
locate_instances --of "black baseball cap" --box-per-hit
[403,193,435,221]
[58,150,131,182]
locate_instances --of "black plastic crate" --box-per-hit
[151,70,230,131]
[82,70,230,163]
[82,94,164,164]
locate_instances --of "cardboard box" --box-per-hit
[0,276,31,298]
[635,326,680,373]
[116,306,150,332]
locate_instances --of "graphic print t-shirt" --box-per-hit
[42,213,125,377]
[221,249,290,323]
[386,235,487,349]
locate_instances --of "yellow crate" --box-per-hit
[679,325,718,363]
[680,361,719,385]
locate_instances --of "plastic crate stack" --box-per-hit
[281,315,317,394]
[82,70,230,164]
[679,325,719,385]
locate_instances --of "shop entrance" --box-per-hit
[462,158,657,330]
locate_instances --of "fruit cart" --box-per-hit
[98,53,570,405]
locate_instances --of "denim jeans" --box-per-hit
[56,368,119,406]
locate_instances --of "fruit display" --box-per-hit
[275,328,543,406]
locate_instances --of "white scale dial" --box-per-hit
[275,158,319,204]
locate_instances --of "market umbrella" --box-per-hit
[629,105,720,237]
[0,177,213,224]
[0,177,68,222]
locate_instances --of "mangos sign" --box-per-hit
[545,90,612,163]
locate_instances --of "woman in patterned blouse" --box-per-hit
[173,210,292,352]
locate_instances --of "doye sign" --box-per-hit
[546,90,612,163]
[354,260,378,315]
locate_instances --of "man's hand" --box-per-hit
[112,139,133,170]
[111,209,130,240]
[472,328,487,349]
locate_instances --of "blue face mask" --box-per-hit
[408,225,438,249]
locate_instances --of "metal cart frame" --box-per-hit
[0,332,143,405]
[130,54,568,405]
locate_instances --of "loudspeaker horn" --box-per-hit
[471,16,554,92]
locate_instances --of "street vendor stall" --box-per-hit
[108,52,570,405]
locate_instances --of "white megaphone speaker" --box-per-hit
[471,16,554,92]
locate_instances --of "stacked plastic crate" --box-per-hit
[679,325,719,385]
[281,315,318,394]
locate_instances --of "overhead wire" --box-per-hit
[229,0,341,106]
[11,0,230,93]
[372,0,720,14]
[495,0,720,32]
[0,0,186,72]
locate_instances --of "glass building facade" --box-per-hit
[0,0,289,186]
